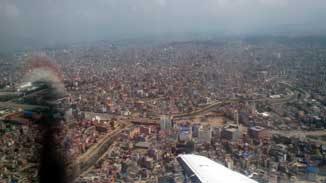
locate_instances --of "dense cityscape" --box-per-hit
[0,36,326,183]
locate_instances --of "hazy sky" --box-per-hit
[0,0,326,51]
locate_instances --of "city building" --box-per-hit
[160,115,172,130]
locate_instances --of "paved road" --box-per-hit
[0,89,50,110]
[74,117,133,179]
[270,129,326,138]
[77,121,130,162]
[174,82,301,119]
[0,81,305,118]
[0,101,48,110]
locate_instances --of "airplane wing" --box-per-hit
[177,154,259,183]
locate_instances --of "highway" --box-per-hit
[270,129,326,139]
[0,101,48,110]
[173,82,301,119]
[0,81,305,118]
[0,89,50,110]
[72,114,133,180]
